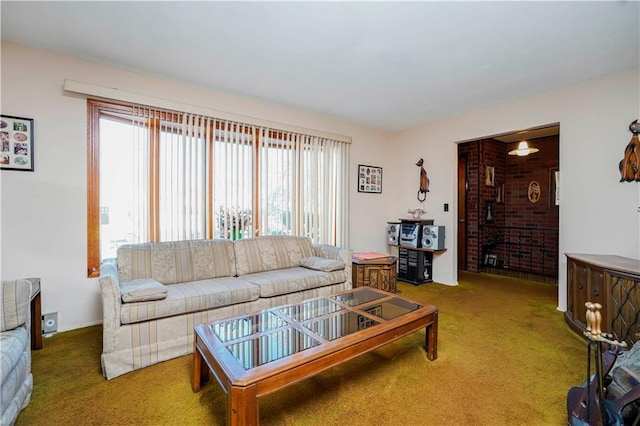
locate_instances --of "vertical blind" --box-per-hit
[103,101,349,258]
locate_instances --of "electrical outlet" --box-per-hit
[42,312,58,335]
[444,203,449,212]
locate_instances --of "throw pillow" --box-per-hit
[121,278,168,303]
[299,256,345,272]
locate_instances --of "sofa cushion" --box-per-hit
[0,326,29,385]
[121,278,168,303]
[300,256,345,272]
[0,279,31,332]
[117,239,236,284]
[234,236,315,276]
[240,267,347,298]
[120,277,260,324]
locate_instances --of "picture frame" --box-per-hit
[1,115,34,171]
[486,254,497,266]
[484,165,495,187]
[358,164,382,193]
[549,167,559,207]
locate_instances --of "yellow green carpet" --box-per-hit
[17,272,586,425]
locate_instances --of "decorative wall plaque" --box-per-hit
[528,181,541,203]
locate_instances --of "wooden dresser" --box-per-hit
[565,253,640,346]
[352,256,398,294]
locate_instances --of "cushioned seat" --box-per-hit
[100,236,352,379]
[241,267,347,297]
[0,279,33,426]
[120,277,260,324]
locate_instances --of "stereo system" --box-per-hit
[400,222,421,248]
[421,225,446,250]
[387,222,401,245]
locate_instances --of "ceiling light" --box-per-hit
[508,141,539,156]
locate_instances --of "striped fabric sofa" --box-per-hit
[99,235,351,379]
[0,279,33,426]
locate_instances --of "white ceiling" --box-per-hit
[1,1,638,132]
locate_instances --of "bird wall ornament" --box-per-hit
[416,158,429,202]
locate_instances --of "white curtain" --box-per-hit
[158,112,208,241]
[130,106,150,244]
[213,120,254,239]
[128,107,349,247]
[257,129,349,246]
[130,107,208,242]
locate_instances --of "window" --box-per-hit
[87,99,349,277]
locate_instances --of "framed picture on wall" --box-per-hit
[1,115,34,171]
[358,164,382,193]
[549,167,559,207]
[484,165,495,187]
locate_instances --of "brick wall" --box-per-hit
[458,136,559,276]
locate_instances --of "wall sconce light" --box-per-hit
[508,140,539,156]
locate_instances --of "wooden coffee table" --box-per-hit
[192,287,438,425]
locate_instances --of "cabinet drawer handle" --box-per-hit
[593,289,599,297]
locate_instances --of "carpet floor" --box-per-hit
[16,271,586,425]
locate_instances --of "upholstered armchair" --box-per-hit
[0,279,33,426]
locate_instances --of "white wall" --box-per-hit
[2,42,638,331]
[0,42,394,331]
[391,67,640,308]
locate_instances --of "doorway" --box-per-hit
[457,155,467,270]
[457,124,560,284]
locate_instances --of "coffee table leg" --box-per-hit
[193,345,210,392]
[424,311,438,361]
[228,385,259,426]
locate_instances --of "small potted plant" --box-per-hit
[218,206,252,240]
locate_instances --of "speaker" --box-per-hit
[421,225,445,250]
[387,222,401,245]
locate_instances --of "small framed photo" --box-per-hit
[484,165,495,187]
[1,115,34,171]
[486,254,497,266]
[358,164,382,193]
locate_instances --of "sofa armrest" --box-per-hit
[312,244,353,287]
[99,260,122,351]
[0,279,32,332]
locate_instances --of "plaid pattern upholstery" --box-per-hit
[0,279,33,425]
[117,239,236,284]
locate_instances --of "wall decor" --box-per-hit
[415,158,429,201]
[549,168,559,207]
[485,200,495,223]
[1,115,34,171]
[619,119,640,182]
[496,183,505,203]
[528,181,541,203]
[358,164,382,193]
[484,165,495,187]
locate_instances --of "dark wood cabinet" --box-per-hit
[565,253,640,346]
[352,257,398,293]
[398,247,433,285]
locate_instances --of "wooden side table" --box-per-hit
[27,277,42,350]
[352,256,398,293]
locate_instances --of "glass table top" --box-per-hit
[208,287,424,370]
